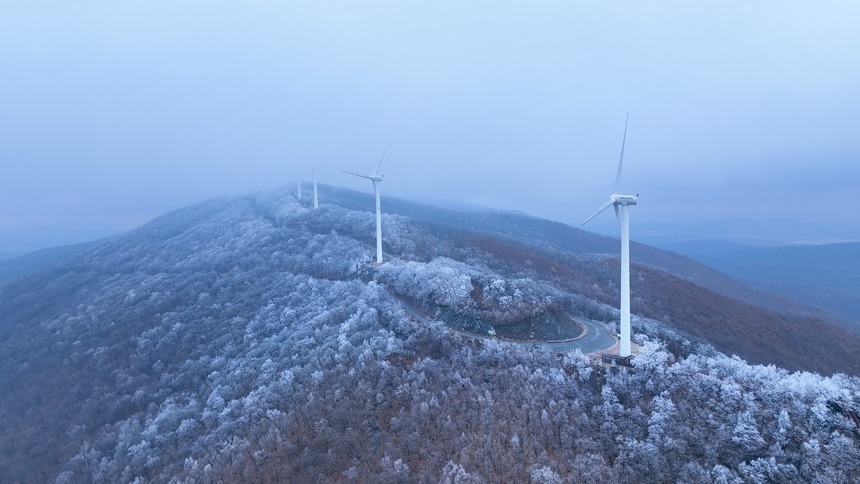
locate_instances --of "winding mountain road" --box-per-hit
[391,290,616,354]
[537,318,617,354]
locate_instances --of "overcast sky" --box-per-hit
[2,1,858,250]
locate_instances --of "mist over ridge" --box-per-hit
[3,1,860,254]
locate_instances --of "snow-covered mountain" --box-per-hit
[1,186,858,482]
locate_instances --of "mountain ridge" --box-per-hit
[2,186,855,372]
[2,186,859,482]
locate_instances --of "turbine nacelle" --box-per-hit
[342,171,384,183]
[610,194,638,206]
[343,147,387,184]
[580,194,639,225]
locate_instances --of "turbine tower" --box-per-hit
[312,170,319,209]
[344,147,387,264]
[296,180,302,201]
[582,113,638,357]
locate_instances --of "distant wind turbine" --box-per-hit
[296,180,302,201]
[312,170,319,209]
[582,113,638,357]
[344,147,387,264]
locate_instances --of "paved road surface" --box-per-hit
[537,318,616,354]
[393,291,616,354]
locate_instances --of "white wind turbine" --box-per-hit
[582,113,638,357]
[312,169,319,209]
[344,148,387,264]
[296,180,302,201]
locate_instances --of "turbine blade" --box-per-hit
[614,203,619,222]
[374,145,388,176]
[614,112,629,193]
[343,170,372,180]
[581,199,614,225]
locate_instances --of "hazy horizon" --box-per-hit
[3,1,859,251]
[3,181,858,254]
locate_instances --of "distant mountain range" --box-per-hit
[2,185,859,482]
[662,239,860,332]
[0,240,103,284]
[0,250,25,262]
[632,218,860,246]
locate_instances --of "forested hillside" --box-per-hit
[1,187,859,482]
[322,185,838,324]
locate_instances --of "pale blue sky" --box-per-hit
[2,1,859,250]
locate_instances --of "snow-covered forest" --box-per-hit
[1,188,859,482]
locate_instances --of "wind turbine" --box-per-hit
[312,169,319,209]
[296,180,302,201]
[582,113,638,357]
[344,147,387,264]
